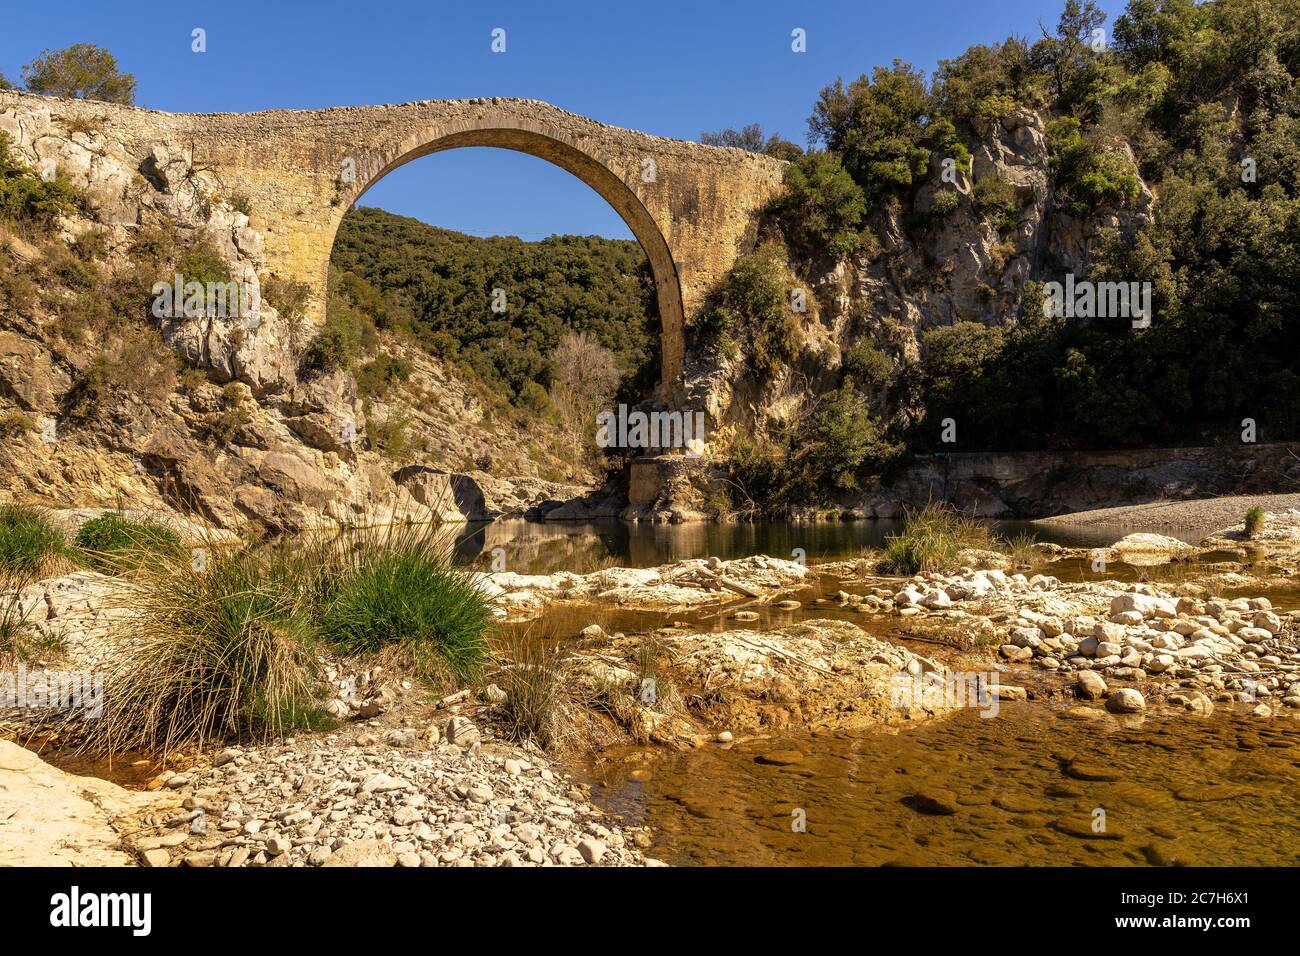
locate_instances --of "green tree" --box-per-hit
[793,386,898,490]
[330,208,658,403]
[1031,0,1109,113]
[933,37,1048,132]
[808,60,933,206]
[22,44,136,104]
[772,151,869,261]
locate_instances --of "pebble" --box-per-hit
[156,725,652,869]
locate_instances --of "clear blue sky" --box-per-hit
[2,0,1127,240]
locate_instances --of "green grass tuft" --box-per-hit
[313,525,494,686]
[0,504,74,576]
[880,506,994,575]
[74,512,184,573]
[74,544,326,756]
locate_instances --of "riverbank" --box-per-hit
[1034,493,1300,536]
[5,504,1300,867]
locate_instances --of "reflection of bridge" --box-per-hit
[1,92,787,395]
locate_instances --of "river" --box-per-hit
[477,518,1300,866]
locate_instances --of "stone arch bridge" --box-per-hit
[0,92,787,395]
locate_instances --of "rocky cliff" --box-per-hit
[687,108,1154,443]
[0,97,597,532]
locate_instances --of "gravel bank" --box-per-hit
[1033,494,1300,538]
[124,721,658,868]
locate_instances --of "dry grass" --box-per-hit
[1000,531,1043,569]
[72,541,327,756]
[0,570,63,666]
[493,621,578,750]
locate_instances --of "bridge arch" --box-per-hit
[325,116,685,389]
[0,92,789,399]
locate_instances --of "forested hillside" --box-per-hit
[328,208,660,406]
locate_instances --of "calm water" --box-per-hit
[584,704,1300,866]
[449,518,1200,576]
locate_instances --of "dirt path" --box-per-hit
[1033,493,1300,538]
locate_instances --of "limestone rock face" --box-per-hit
[0,330,70,411]
[685,105,1157,516]
[282,370,364,454]
[394,466,494,522]
[0,740,179,866]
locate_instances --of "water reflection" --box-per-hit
[449,518,1209,576]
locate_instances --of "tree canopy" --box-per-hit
[21,43,136,104]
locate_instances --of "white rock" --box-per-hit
[1105,688,1146,714]
[576,838,607,864]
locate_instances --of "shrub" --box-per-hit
[929,189,961,221]
[65,353,114,411]
[843,340,894,388]
[366,406,413,461]
[691,305,737,359]
[73,544,326,755]
[1245,507,1266,539]
[0,411,35,438]
[792,386,900,491]
[313,525,495,686]
[0,504,73,575]
[0,259,38,314]
[175,244,231,287]
[725,432,791,512]
[0,132,82,227]
[303,300,374,372]
[708,245,801,381]
[52,249,100,290]
[880,506,994,574]
[972,174,1021,229]
[516,379,553,416]
[1047,117,1141,214]
[355,354,412,398]
[261,275,311,322]
[74,512,184,573]
[772,151,868,261]
[200,389,253,446]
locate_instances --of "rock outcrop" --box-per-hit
[0,740,179,866]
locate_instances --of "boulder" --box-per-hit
[394,466,494,522]
[1105,688,1146,714]
[1076,671,1108,700]
[1110,592,1177,619]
